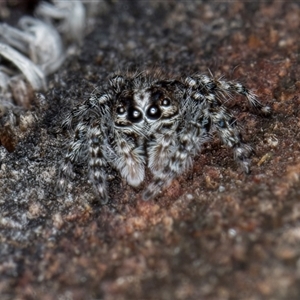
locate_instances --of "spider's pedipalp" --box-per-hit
[113,133,145,187]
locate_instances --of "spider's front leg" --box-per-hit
[143,120,210,201]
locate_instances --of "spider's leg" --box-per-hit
[143,119,210,201]
[113,132,145,187]
[87,123,110,204]
[185,74,271,115]
[203,93,253,173]
[58,90,112,199]
[63,93,111,128]
[217,79,271,115]
[57,121,88,196]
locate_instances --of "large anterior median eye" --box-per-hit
[128,107,142,122]
[146,105,161,120]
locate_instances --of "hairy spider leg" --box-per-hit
[186,74,271,115]
[87,123,110,204]
[57,121,88,196]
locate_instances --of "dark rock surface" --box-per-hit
[1,1,300,299]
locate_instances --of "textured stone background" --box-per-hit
[1,1,300,299]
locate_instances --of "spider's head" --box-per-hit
[113,80,181,132]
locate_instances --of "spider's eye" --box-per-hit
[146,105,161,120]
[117,106,126,115]
[161,98,171,106]
[128,107,142,122]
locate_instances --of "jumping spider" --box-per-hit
[57,70,270,203]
